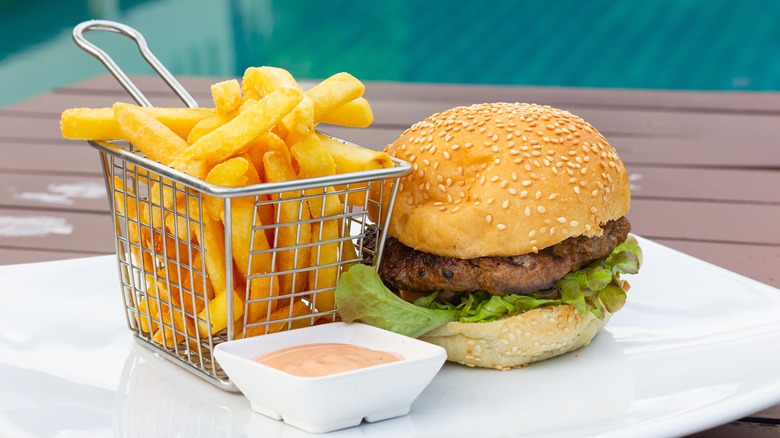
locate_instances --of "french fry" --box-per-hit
[151,279,200,348]
[307,72,365,122]
[242,300,313,338]
[318,97,373,127]
[288,134,344,312]
[201,214,228,302]
[317,133,394,205]
[262,151,313,295]
[247,131,292,177]
[205,157,278,321]
[160,251,209,314]
[112,177,154,271]
[317,132,393,172]
[309,219,340,312]
[289,134,343,218]
[210,79,242,114]
[113,102,190,165]
[61,106,215,140]
[281,97,315,145]
[197,286,245,337]
[136,276,160,334]
[203,157,249,221]
[242,66,315,144]
[186,109,239,144]
[340,236,360,273]
[169,86,303,180]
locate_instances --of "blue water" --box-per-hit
[2,0,779,108]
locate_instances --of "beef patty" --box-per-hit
[370,217,631,302]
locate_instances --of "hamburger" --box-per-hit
[335,102,642,370]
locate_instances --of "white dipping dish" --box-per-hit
[214,322,447,434]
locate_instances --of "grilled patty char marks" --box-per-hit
[375,217,631,301]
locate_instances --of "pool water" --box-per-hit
[2,0,779,107]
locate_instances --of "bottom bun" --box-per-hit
[418,304,610,370]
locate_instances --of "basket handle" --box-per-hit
[72,20,198,108]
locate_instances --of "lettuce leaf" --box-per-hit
[334,264,458,338]
[335,236,643,337]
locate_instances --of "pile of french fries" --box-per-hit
[61,67,394,349]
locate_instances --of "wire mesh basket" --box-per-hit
[73,20,410,391]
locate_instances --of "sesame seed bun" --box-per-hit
[382,102,630,259]
[418,304,611,370]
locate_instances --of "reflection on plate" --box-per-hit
[109,236,780,437]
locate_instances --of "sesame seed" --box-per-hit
[490,176,500,182]
[438,184,447,192]
[486,215,493,224]
[486,197,495,205]
[525,207,531,216]
[502,200,509,208]
[497,223,507,230]
[508,188,517,195]
[520,190,528,198]
[548,193,557,200]
[500,180,508,188]
[443,151,451,159]
[570,220,579,227]
[537,206,546,213]
[557,217,566,223]
[522,180,532,186]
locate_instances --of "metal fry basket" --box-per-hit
[73,20,410,391]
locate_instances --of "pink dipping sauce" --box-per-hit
[253,343,404,377]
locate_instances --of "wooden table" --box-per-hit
[2,75,779,436]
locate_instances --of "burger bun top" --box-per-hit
[382,102,630,259]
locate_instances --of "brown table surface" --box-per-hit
[2,75,779,437]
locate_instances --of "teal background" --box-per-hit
[2,0,779,107]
